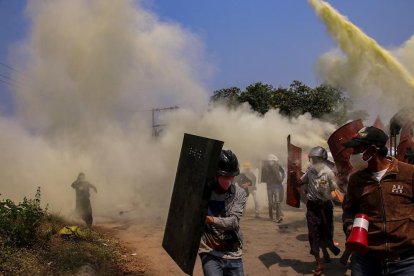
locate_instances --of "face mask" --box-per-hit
[349,154,367,171]
[217,176,234,191]
[362,146,378,163]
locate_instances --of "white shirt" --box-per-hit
[372,168,388,182]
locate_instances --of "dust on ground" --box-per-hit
[98,204,350,276]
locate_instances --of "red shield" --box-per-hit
[286,135,302,208]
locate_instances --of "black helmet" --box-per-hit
[217,150,240,176]
[309,146,328,160]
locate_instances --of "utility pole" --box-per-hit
[152,106,179,137]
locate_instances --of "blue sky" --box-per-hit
[1,0,414,114]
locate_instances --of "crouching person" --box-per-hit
[199,150,247,276]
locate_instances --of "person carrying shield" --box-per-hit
[299,146,341,276]
[199,150,247,276]
[342,126,414,275]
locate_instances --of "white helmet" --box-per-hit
[267,154,279,162]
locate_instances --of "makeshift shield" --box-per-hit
[162,133,223,275]
[286,135,302,208]
[396,122,414,162]
[327,119,363,190]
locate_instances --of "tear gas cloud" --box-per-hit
[309,0,414,122]
[1,0,335,219]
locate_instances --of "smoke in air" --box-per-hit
[308,0,414,121]
[1,0,335,219]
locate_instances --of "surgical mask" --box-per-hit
[217,176,234,191]
[349,154,367,170]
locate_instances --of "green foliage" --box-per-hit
[210,87,241,108]
[0,208,129,275]
[0,187,47,247]
[239,82,274,115]
[210,80,367,124]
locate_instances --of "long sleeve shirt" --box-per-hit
[199,184,247,259]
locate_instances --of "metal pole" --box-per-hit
[152,108,156,137]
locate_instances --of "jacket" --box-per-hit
[261,163,285,185]
[199,184,247,259]
[342,157,414,260]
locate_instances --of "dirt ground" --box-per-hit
[99,203,351,276]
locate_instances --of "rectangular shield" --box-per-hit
[162,133,223,275]
[286,135,302,208]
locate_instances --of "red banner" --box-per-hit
[286,135,302,208]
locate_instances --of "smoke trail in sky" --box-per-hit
[308,0,414,121]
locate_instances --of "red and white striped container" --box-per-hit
[346,213,369,254]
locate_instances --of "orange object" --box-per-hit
[205,216,215,225]
[331,189,344,203]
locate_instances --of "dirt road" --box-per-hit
[99,204,350,276]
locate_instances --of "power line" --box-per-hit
[0,73,22,85]
[0,77,16,88]
[0,74,14,81]
[0,62,21,73]
[0,74,24,89]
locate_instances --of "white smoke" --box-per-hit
[316,47,413,122]
[2,0,334,220]
[394,35,414,77]
[15,0,210,133]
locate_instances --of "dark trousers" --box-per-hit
[267,184,283,220]
[76,198,93,227]
[351,253,414,276]
[306,200,334,256]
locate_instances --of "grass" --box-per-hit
[0,213,138,275]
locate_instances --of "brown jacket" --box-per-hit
[343,157,414,260]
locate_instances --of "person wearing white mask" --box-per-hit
[343,126,414,276]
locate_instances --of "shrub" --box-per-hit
[0,187,47,246]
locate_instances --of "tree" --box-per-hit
[210,87,241,108]
[239,82,274,115]
[210,80,367,124]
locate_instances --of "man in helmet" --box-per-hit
[71,172,97,228]
[342,126,414,275]
[299,146,341,276]
[261,154,285,223]
[235,162,259,217]
[199,150,247,276]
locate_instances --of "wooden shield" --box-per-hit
[162,133,223,275]
[286,135,302,208]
